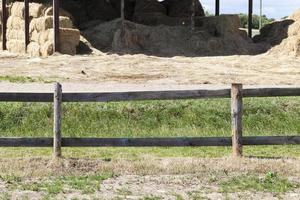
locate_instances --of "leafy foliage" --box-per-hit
[239,13,275,29]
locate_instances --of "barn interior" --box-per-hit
[0,0,299,57]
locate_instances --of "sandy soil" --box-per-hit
[1,157,300,199]
[0,51,299,86]
[3,175,300,200]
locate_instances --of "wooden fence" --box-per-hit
[0,83,299,158]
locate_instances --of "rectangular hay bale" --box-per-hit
[7,39,25,53]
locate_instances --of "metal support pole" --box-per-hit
[259,0,262,29]
[191,0,195,32]
[53,83,62,158]
[53,0,60,52]
[24,0,30,51]
[248,0,253,38]
[231,83,243,157]
[215,0,220,16]
[121,0,125,31]
[1,0,7,50]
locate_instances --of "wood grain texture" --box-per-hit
[231,83,243,157]
[0,87,298,102]
[53,83,62,157]
[0,136,300,147]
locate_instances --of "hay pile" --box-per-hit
[83,15,259,56]
[6,2,80,56]
[254,9,300,57]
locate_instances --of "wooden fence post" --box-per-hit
[231,83,243,157]
[53,82,62,158]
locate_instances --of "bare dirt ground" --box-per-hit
[0,51,299,86]
[1,157,300,199]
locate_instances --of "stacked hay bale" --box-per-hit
[6,2,80,56]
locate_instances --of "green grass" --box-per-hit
[1,173,113,195]
[0,97,299,158]
[220,172,300,193]
[0,76,53,83]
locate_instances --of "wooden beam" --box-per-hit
[248,0,253,38]
[62,89,231,102]
[1,0,7,50]
[243,88,300,97]
[1,136,300,147]
[53,0,60,52]
[24,0,30,51]
[62,137,232,147]
[243,136,300,145]
[215,0,220,16]
[0,93,53,102]
[0,87,298,102]
[53,83,62,158]
[0,138,53,147]
[231,83,243,157]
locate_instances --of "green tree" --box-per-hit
[239,13,275,29]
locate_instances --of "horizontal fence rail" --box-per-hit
[1,136,300,147]
[0,83,299,158]
[0,87,299,102]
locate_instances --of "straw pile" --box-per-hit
[254,9,300,57]
[6,2,80,56]
[270,9,300,57]
[84,15,259,56]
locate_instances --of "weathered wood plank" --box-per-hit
[0,136,300,147]
[0,93,53,102]
[231,83,243,157]
[243,136,300,145]
[53,83,62,158]
[62,89,231,102]
[61,137,232,147]
[1,0,7,50]
[243,88,300,97]
[0,138,53,147]
[0,87,298,102]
